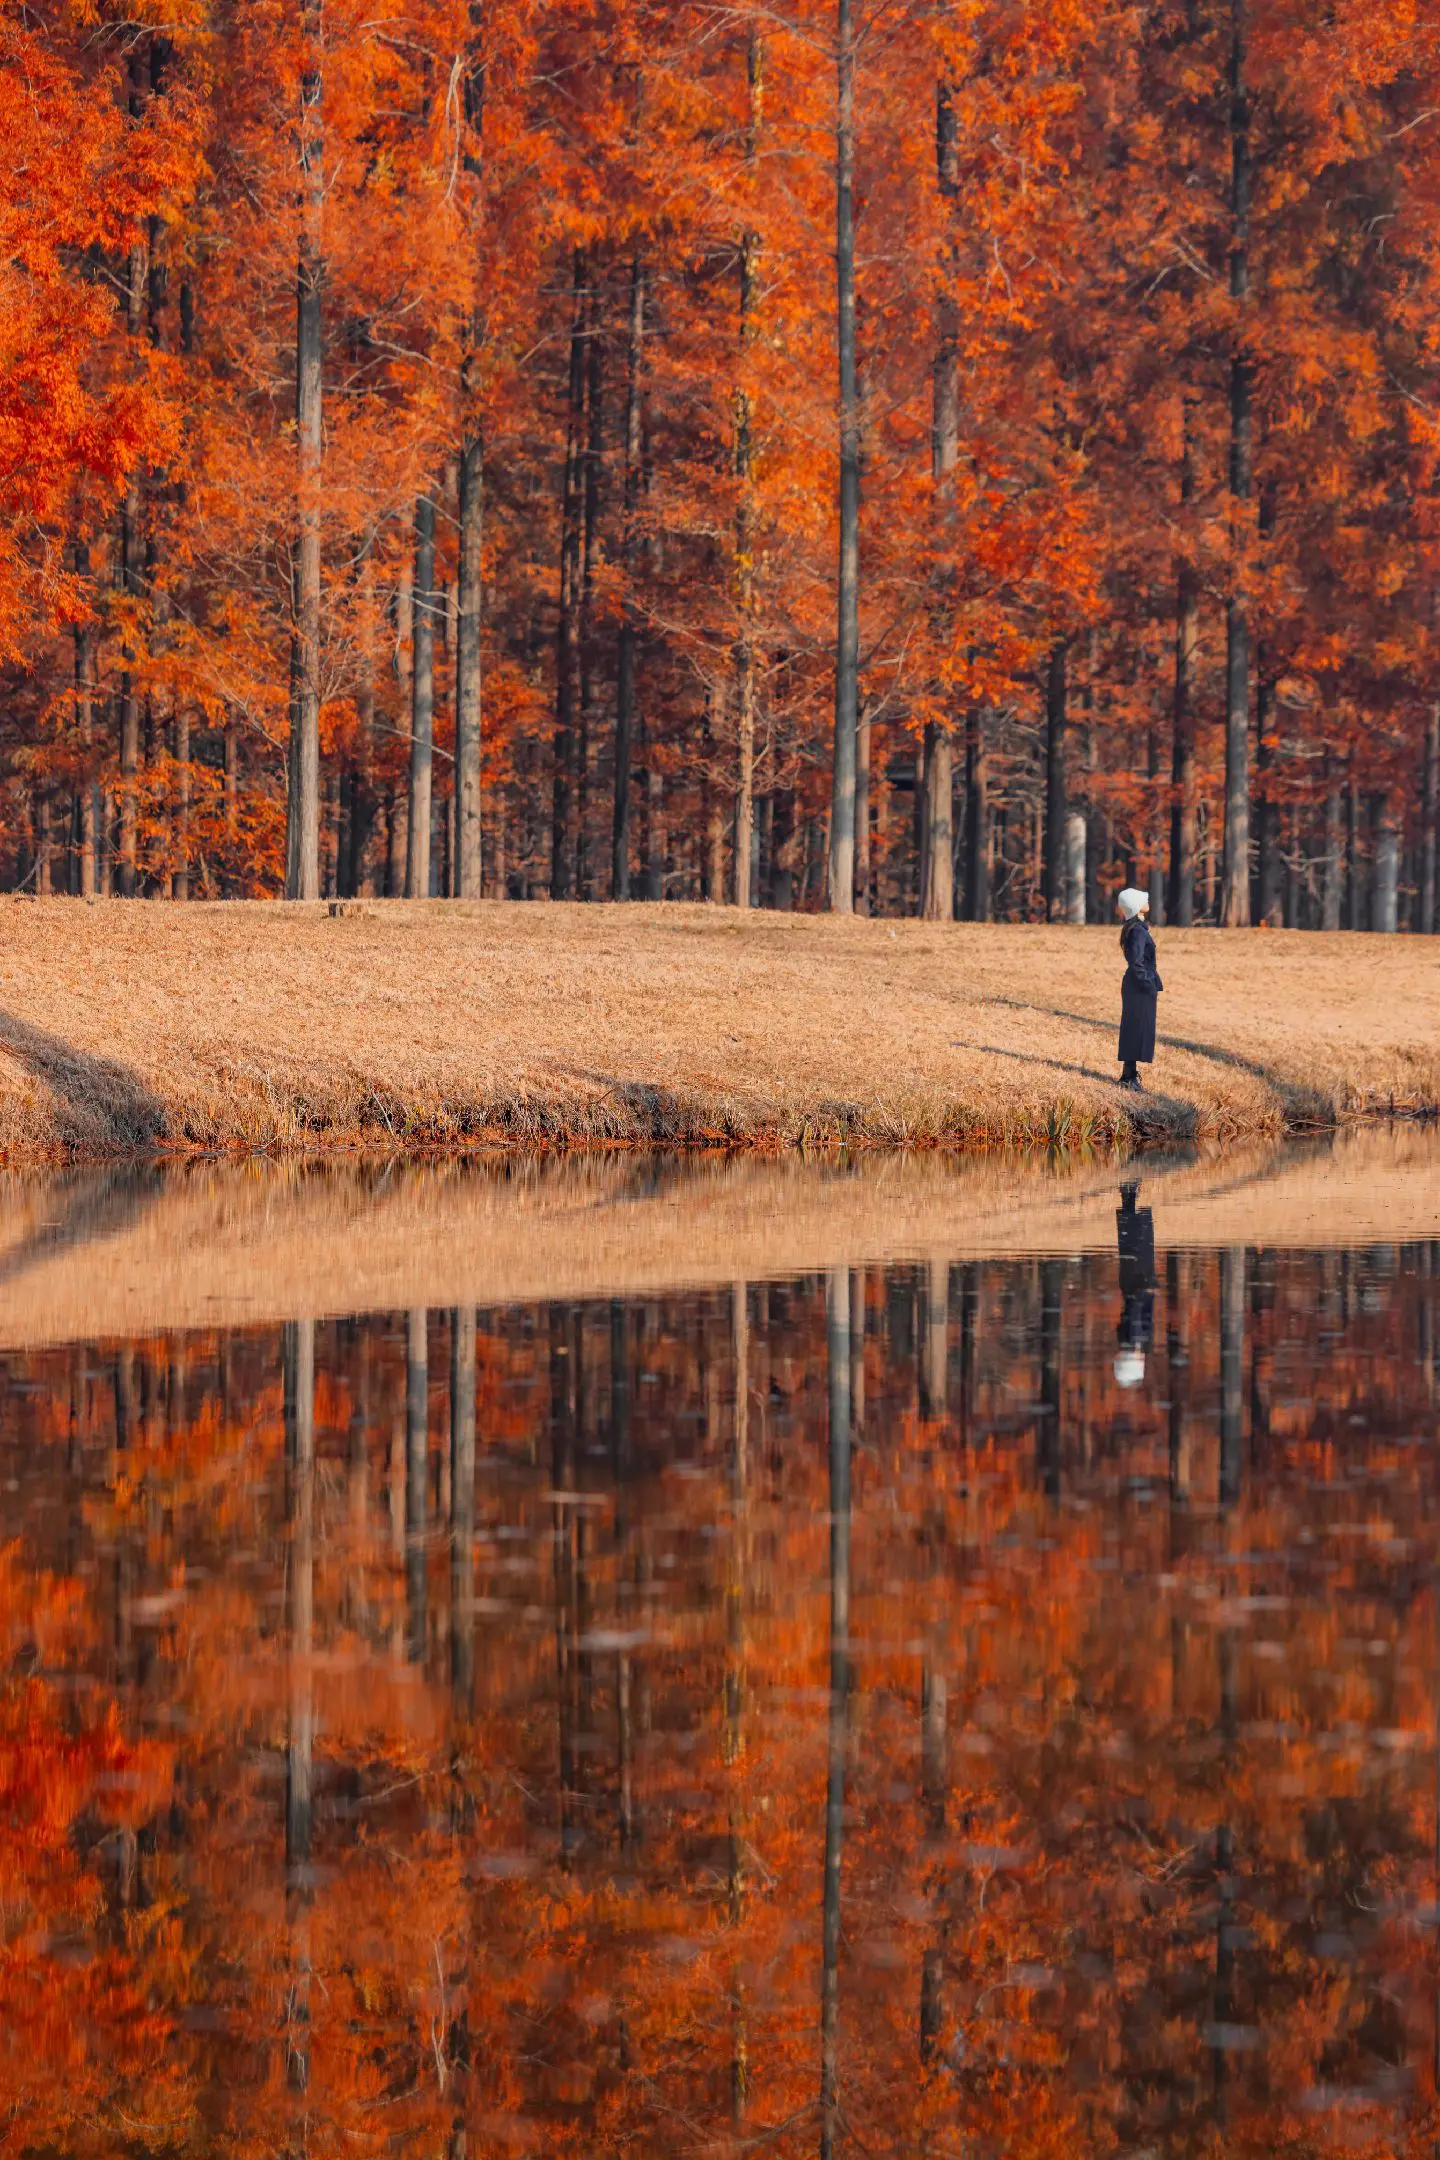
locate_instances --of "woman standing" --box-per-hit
[1116,887,1163,1090]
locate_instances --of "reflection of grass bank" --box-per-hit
[0,899,1434,1163]
[0,1127,1432,1347]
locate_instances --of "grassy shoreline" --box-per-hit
[0,898,1435,1165]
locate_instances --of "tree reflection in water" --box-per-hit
[0,1238,1438,2154]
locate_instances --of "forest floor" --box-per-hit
[0,897,1434,1164]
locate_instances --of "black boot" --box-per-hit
[1119,1061,1141,1092]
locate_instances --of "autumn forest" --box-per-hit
[8,0,1440,925]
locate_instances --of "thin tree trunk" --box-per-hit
[645,755,664,900]
[577,291,603,900]
[1065,811,1087,924]
[407,492,436,898]
[352,551,378,896]
[118,481,141,896]
[552,252,587,900]
[74,543,98,898]
[115,49,148,901]
[614,254,645,900]
[731,31,763,910]
[733,249,761,912]
[286,7,323,901]
[828,0,859,915]
[1321,762,1342,931]
[1423,704,1438,934]
[922,81,961,928]
[33,793,53,896]
[819,1268,851,2160]
[1221,0,1252,927]
[1043,642,1067,919]
[1146,716,1166,926]
[705,685,727,900]
[1170,558,1198,925]
[921,726,953,921]
[855,706,872,911]
[455,426,483,897]
[1373,799,1399,933]
[453,30,486,894]
[172,705,190,899]
[964,706,989,920]
[1255,666,1283,925]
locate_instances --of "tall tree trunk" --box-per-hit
[921,727,953,921]
[118,480,141,898]
[855,707,872,911]
[406,492,436,898]
[1043,642,1067,920]
[33,793,52,896]
[172,705,190,899]
[964,706,989,920]
[350,548,378,896]
[614,254,645,900]
[705,685,726,900]
[552,252,586,900]
[732,30,763,910]
[116,48,148,901]
[1065,811,1087,924]
[287,6,323,901]
[1423,704,1438,935]
[1221,0,1252,927]
[922,80,960,927]
[455,426,483,897]
[819,1268,851,2160]
[1170,560,1198,925]
[453,30,485,902]
[828,0,859,915]
[577,291,604,900]
[1321,760,1342,931]
[1255,665,1282,925]
[1373,798,1399,933]
[74,543,98,898]
[645,749,664,900]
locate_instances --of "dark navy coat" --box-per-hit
[1118,917,1163,1064]
[1116,1184,1155,1348]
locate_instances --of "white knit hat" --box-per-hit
[1114,1348,1146,1388]
[1117,887,1149,921]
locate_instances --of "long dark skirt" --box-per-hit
[1118,977,1157,1064]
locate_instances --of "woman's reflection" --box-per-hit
[1114,1181,1155,1389]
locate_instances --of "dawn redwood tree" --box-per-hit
[828,0,860,916]
[287,0,324,902]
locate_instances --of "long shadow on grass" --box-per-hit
[0,1010,169,1154]
[982,997,1339,1120]
[986,998,1275,1082]
[951,1039,1198,1139]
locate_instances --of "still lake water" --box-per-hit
[3,1140,1440,2156]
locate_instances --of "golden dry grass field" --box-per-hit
[0,896,1435,1163]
